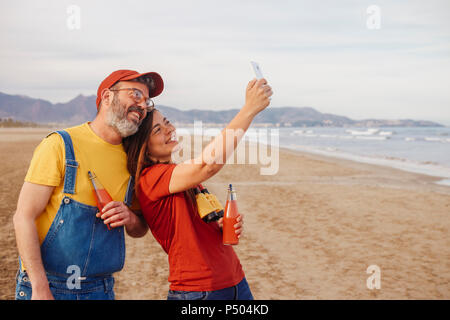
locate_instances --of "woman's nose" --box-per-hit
[164,122,175,132]
[163,124,174,136]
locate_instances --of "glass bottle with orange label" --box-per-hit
[223,184,239,245]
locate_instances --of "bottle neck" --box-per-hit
[229,191,237,201]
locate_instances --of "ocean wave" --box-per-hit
[424,137,450,143]
[345,128,380,136]
[355,136,389,141]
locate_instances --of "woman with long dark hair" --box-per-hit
[123,78,272,300]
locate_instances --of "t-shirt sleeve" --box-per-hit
[24,133,64,187]
[138,164,177,202]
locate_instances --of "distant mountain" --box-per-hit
[0,92,97,124]
[0,92,444,127]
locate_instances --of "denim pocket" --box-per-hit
[167,290,208,300]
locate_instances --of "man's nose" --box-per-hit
[136,100,147,109]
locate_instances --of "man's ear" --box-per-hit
[101,88,112,107]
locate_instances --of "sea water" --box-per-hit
[276,126,450,186]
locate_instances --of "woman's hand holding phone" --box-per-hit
[244,61,272,117]
[243,78,273,117]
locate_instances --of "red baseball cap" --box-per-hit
[96,69,164,108]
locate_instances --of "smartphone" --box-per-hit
[250,61,264,80]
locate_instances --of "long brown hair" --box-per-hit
[123,110,197,210]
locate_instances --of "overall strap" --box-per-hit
[124,176,135,207]
[53,130,79,194]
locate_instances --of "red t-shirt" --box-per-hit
[137,163,245,291]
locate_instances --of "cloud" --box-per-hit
[0,0,449,123]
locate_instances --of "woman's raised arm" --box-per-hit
[169,78,272,194]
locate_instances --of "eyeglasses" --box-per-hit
[109,88,155,111]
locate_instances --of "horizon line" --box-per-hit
[0,90,449,126]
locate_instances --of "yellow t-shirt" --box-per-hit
[25,122,137,245]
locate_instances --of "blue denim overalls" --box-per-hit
[16,130,133,300]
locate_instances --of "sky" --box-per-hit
[1,0,450,125]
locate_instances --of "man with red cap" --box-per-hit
[13,69,163,300]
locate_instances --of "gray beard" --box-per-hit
[105,95,139,138]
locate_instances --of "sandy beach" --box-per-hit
[1,128,449,299]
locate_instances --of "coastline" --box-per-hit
[278,146,450,195]
[241,126,450,188]
[282,144,450,187]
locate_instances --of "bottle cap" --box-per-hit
[88,171,96,180]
